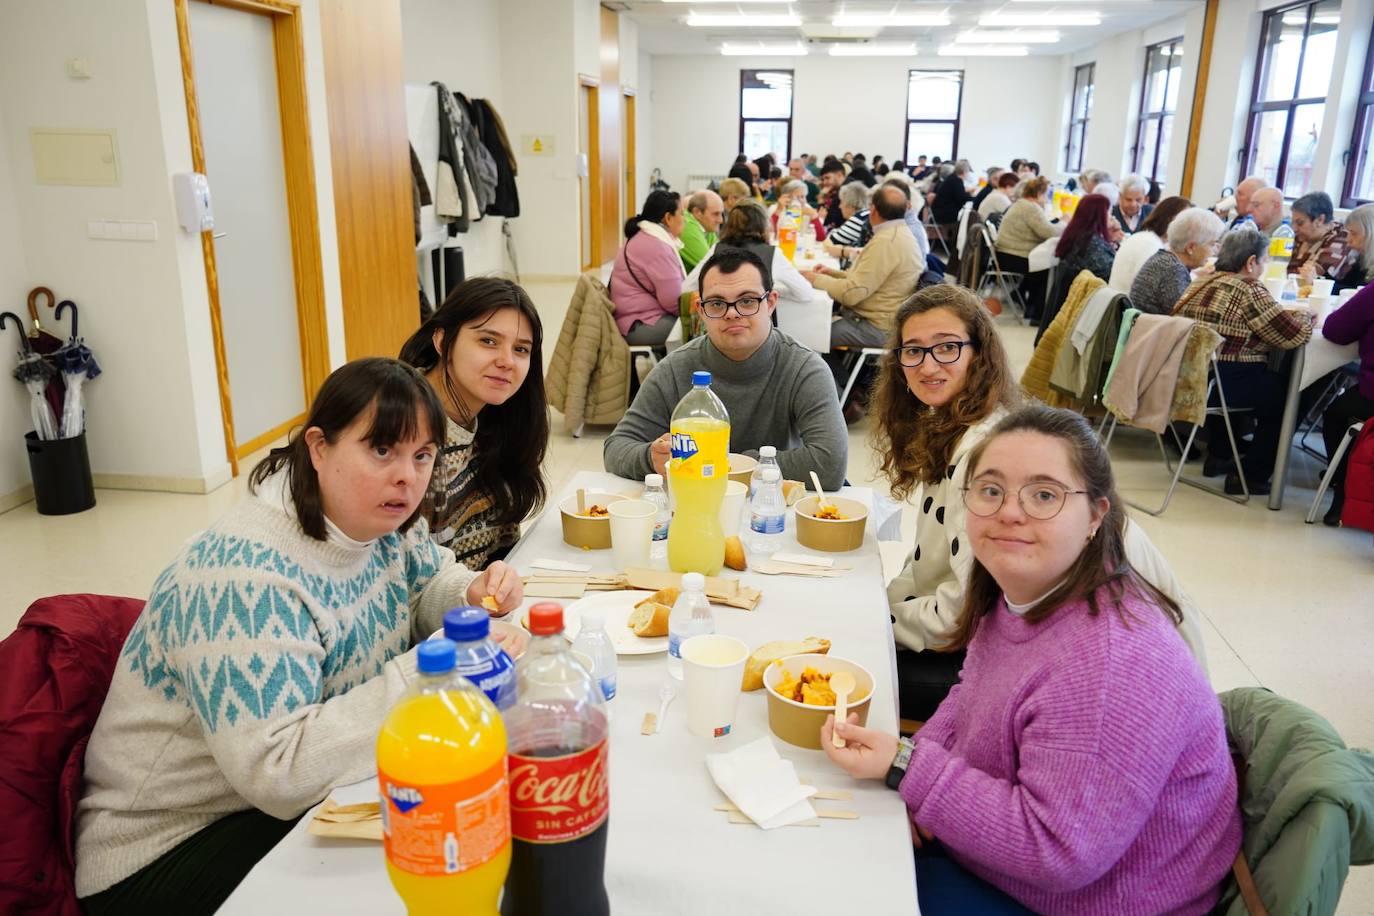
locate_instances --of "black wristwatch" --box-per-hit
[885,736,916,790]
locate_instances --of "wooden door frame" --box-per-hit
[623,88,637,222]
[579,75,601,274]
[175,0,330,473]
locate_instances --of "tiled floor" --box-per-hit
[2,278,1371,911]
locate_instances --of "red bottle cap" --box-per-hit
[527,602,564,636]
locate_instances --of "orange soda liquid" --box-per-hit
[778,224,798,262]
[378,647,511,916]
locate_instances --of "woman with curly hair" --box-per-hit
[874,286,1020,719]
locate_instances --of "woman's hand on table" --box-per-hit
[821,713,900,780]
[466,560,522,616]
[1298,262,1317,283]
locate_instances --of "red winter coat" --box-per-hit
[1343,421,1374,533]
[0,595,144,914]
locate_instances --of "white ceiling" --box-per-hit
[617,1,1201,57]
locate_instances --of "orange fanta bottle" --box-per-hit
[378,638,511,915]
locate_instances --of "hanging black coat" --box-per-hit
[463,95,520,219]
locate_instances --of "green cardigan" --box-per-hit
[679,213,716,272]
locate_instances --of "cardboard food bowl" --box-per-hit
[559,492,625,550]
[794,495,868,552]
[727,453,758,487]
[763,654,874,750]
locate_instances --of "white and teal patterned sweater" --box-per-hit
[73,471,476,897]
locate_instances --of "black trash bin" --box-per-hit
[25,431,96,515]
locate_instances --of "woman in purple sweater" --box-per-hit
[609,189,687,346]
[1318,283,1374,525]
[824,406,1240,915]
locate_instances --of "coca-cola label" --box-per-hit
[508,739,609,843]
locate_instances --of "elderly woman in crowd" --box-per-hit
[1332,203,1374,292]
[609,189,685,346]
[1112,174,1154,235]
[1171,228,1314,495]
[824,181,873,266]
[769,178,826,240]
[1318,276,1374,525]
[995,176,1062,320]
[1109,195,1192,293]
[1129,206,1225,315]
[1077,168,1112,195]
[977,171,1020,221]
[1291,191,1350,285]
[718,177,751,213]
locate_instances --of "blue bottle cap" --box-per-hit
[417,638,457,674]
[692,370,712,386]
[443,606,491,642]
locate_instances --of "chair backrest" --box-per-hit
[0,594,145,914]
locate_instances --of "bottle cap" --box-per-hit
[682,572,706,592]
[759,445,776,458]
[443,606,490,642]
[528,602,565,636]
[761,466,781,481]
[645,473,663,487]
[417,638,457,675]
[692,370,712,386]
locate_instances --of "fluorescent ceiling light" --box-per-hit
[661,0,793,3]
[939,44,1029,56]
[688,13,802,27]
[720,42,807,56]
[831,13,952,27]
[978,12,1101,26]
[829,43,917,56]
[956,29,1060,43]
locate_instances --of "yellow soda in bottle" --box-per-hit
[378,638,511,915]
[668,371,730,575]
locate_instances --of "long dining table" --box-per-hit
[219,471,920,914]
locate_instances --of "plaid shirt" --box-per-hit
[1171,272,1312,363]
[1292,221,1350,280]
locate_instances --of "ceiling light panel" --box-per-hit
[978,12,1102,26]
[939,44,1030,56]
[688,13,802,27]
[829,43,917,56]
[831,13,952,27]
[956,29,1061,43]
[720,42,808,55]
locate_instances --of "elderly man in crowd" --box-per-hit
[1113,174,1154,234]
[788,157,820,207]
[931,158,973,226]
[972,166,1004,211]
[1220,176,1268,227]
[1130,207,1225,314]
[604,247,848,489]
[1079,168,1113,195]
[880,174,932,261]
[1248,187,1285,235]
[679,189,724,272]
[1290,191,1350,283]
[806,184,920,352]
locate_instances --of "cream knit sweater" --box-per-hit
[74,471,476,896]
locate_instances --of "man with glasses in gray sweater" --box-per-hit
[603,247,848,490]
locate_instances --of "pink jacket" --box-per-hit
[609,229,684,336]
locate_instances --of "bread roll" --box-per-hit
[742,637,831,691]
[782,480,806,506]
[723,535,746,571]
[627,601,671,637]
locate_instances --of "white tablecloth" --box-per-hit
[1302,333,1360,390]
[1028,237,1060,273]
[221,471,919,915]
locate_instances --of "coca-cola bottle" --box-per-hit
[502,603,610,916]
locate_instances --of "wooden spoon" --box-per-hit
[808,471,833,513]
[829,670,857,749]
[576,487,587,516]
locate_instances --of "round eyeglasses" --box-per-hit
[892,340,973,368]
[699,296,767,319]
[962,480,1089,520]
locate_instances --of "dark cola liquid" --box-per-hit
[501,814,610,916]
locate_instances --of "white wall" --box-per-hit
[0,97,34,504]
[648,54,1064,194]
[0,0,347,504]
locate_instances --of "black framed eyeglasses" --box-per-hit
[892,340,973,368]
[962,481,1090,520]
[699,295,768,319]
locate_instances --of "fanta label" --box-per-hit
[380,759,510,877]
[671,433,699,462]
[508,739,609,843]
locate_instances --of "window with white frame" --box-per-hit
[739,70,793,163]
[905,70,963,164]
[1066,63,1094,174]
[1133,38,1183,186]
[1342,20,1374,207]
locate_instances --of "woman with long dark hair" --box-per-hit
[608,189,686,346]
[1040,193,1117,329]
[400,277,548,566]
[76,358,522,913]
[824,407,1238,915]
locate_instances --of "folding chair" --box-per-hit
[1101,352,1251,516]
[1295,366,1357,462]
[923,206,952,259]
[836,346,889,409]
[974,224,1027,317]
[1305,420,1363,524]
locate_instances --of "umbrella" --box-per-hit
[51,300,101,438]
[25,287,66,420]
[1,310,60,440]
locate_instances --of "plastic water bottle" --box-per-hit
[749,446,780,501]
[667,572,713,680]
[747,466,786,557]
[444,607,516,711]
[643,473,671,563]
[1279,275,1299,304]
[571,606,618,704]
[1267,218,1295,279]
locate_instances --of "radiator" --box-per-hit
[685,173,726,191]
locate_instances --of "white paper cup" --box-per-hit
[1262,276,1284,298]
[1311,278,1335,298]
[718,480,748,537]
[681,634,748,738]
[608,499,656,569]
